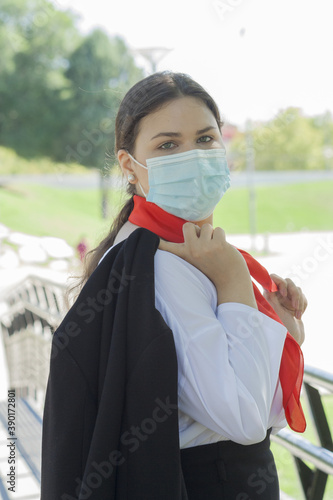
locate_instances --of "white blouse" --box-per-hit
[98,222,288,449]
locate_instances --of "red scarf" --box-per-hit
[129,195,306,433]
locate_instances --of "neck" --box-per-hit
[134,194,214,228]
[193,214,214,227]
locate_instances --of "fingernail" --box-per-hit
[296,310,302,320]
[293,298,299,310]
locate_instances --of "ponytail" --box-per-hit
[66,195,134,307]
[85,195,135,275]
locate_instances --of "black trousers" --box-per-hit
[180,429,279,500]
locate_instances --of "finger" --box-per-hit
[303,294,308,312]
[270,273,288,297]
[185,223,201,237]
[297,287,305,311]
[296,289,307,314]
[295,287,304,319]
[199,223,214,241]
[182,222,200,241]
[296,291,308,319]
[212,226,226,242]
[158,238,185,257]
[182,223,200,248]
[284,279,305,318]
[285,278,301,309]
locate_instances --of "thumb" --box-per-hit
[158,238,185,257]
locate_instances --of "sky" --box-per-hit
[54,0,333,127]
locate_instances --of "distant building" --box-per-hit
[222,123,239,143]
[222,123,239,170]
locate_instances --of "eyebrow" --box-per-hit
[150,126,218,141]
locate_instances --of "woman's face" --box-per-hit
[118,96,225,220]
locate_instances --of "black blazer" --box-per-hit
[41,228,188,499]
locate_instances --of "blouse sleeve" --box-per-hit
[154,249,287,445]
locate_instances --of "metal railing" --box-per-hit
[271,365,333,499]
[0,274,67,407]
[0,274,67,330]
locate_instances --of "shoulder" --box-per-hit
[98,222,146,266]
[114,220,141,245]
[154,249,217,310]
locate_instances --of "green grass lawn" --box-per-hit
[271,394,333,499]
[1,181,332,250]
[1,183,124,249]
[214,181,333,234]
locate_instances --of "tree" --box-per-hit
[62,29,144,169]
[0,1,144,168]
[229,108,333,171]
[0,0,81,157]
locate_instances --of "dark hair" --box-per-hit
[68,71,223,303]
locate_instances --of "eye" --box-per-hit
[197,135,213,143]
[159,141,176,150]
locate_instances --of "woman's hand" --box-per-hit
[263,274,307,346]
[158,222,257,309]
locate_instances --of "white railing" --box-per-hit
[0,275,67,409]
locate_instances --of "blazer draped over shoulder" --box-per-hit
[41,228,188,500]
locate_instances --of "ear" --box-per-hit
[118,149,136,180]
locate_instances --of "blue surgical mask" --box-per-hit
[127,148,230,221]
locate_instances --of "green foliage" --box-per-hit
[0,145,91,174]
[62,29,143,168]
[0,0,144,168]
[0,0,81,157]
[229,108,333,171]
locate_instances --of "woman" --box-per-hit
[41,71,306,500]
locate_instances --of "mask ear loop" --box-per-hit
[138,182,147,197]
[127,151,148,197]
